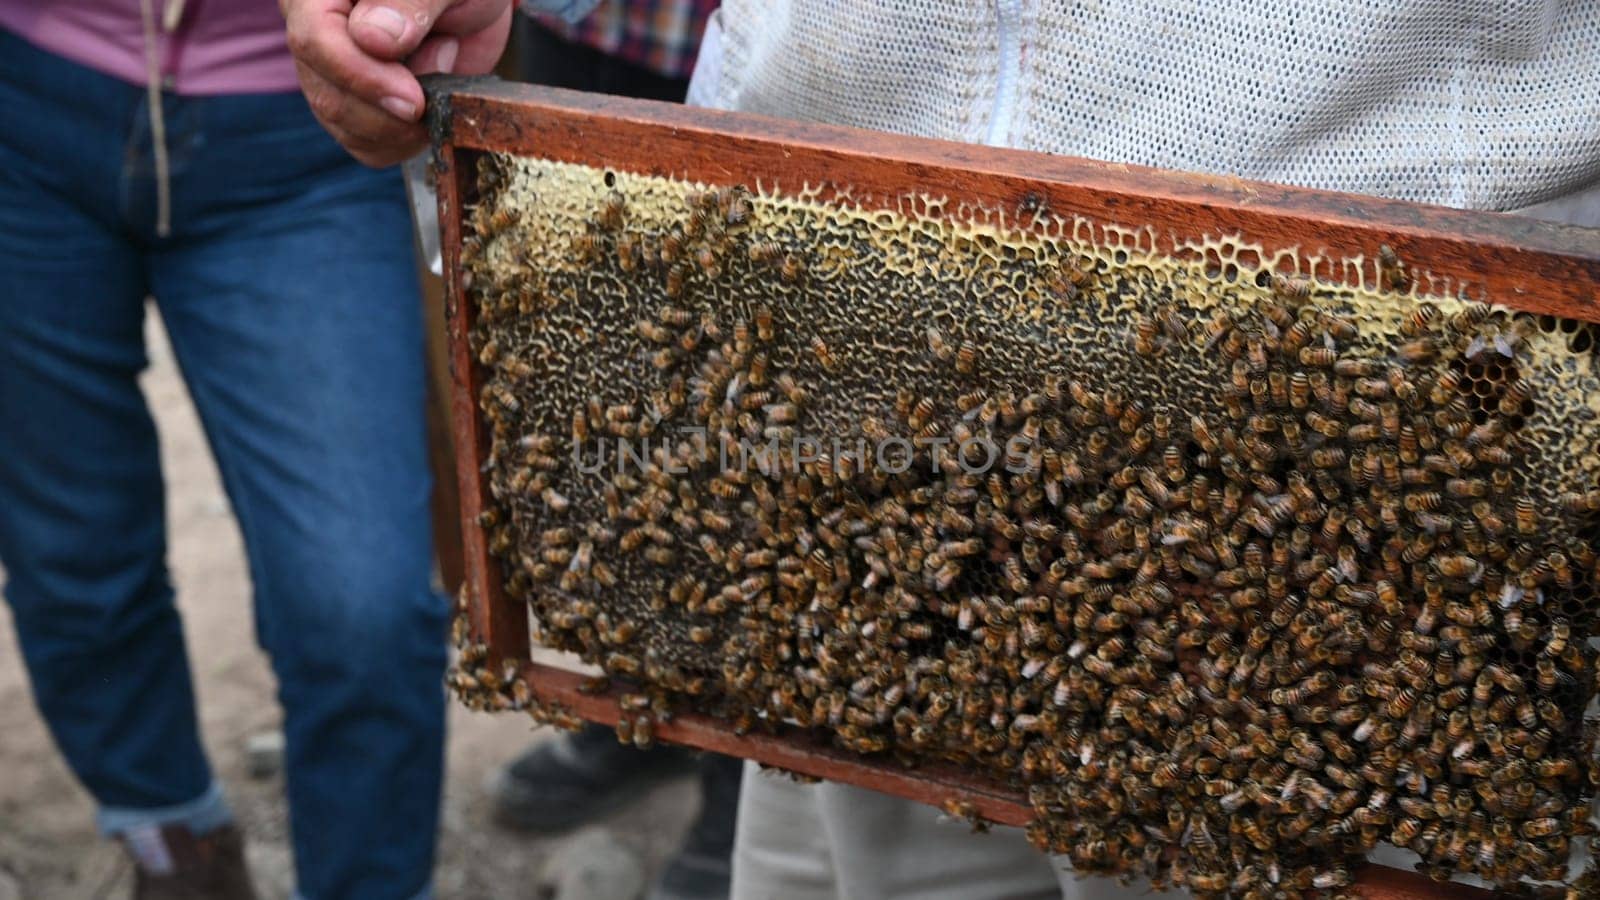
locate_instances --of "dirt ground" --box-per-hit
[0,316,697,899]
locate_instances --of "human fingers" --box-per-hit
[347,0,508,62]
[295,60,428,166]
[284,0,427,122]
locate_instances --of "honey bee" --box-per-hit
[1498,379,1534,416]
[1560,489,1600,514]
[665,263,687,297]
[1186,872,1230,892]
[774,373,807,406]
[1378,243,1411,290]
[631,714,655,749]
[1042,260,1092,298]
[573,224,602,262]
[1520,818,1560,839]
[1448,303,1491,332]
[469,204,518,240]
[779,252,805,282]
[1132,315,1161,356]
[1398,302,1440,337]
[748,240,782,264]
[1397,337,1437,365]
[538,486,571,513]
[595,189,627,228]
[683,187,717,212]
[1246,334,1270,373]
[649,227,681,263]
[1347,396,1381,422]
[1428,368,1466,405]
[1535,698,1567,729]
[1515,496,1538,534]
[694,246,720,279]
[1305,411,1342,438]
[637,318,674,344]
[645,304,692,329]
[1472,501,1508,537]
[1467,445,1510,469]
[1271,273,1311,302]
[811,336,837,372]
[723,192,751,226]
[906,396,938,430]
[750,304,776,342]
[955,343,978,375]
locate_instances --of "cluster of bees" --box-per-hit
[446,600,588,729]
[454,152,1600,897]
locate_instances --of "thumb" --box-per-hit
[348,0,508,61]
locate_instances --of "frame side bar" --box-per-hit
[437,142,531,662]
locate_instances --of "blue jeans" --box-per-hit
[0,30,446,900]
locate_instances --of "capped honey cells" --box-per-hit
[450,151,1600,897]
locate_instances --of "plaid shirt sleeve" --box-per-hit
[521,0,719,81]
[519,0,606,23]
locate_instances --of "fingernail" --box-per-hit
[380,96,418,120]
[435,38,459,74]
[358,5,409,41]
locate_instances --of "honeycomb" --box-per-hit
[451,150,1600,897]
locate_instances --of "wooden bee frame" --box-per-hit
[426,75,1599,900]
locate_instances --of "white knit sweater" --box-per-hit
[687,0,1600,221]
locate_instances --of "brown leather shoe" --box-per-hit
[125,824,258,900]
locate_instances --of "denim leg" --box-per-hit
[147,92,447,900]
[0,29,221,825]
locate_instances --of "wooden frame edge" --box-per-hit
[425,75,1599,326]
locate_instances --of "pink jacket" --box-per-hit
[0,0,299,95]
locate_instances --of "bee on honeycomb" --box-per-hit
[453,151,1600,898]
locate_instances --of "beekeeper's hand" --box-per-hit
[281,0,512,167]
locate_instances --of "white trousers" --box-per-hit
[730,761,1186,900]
